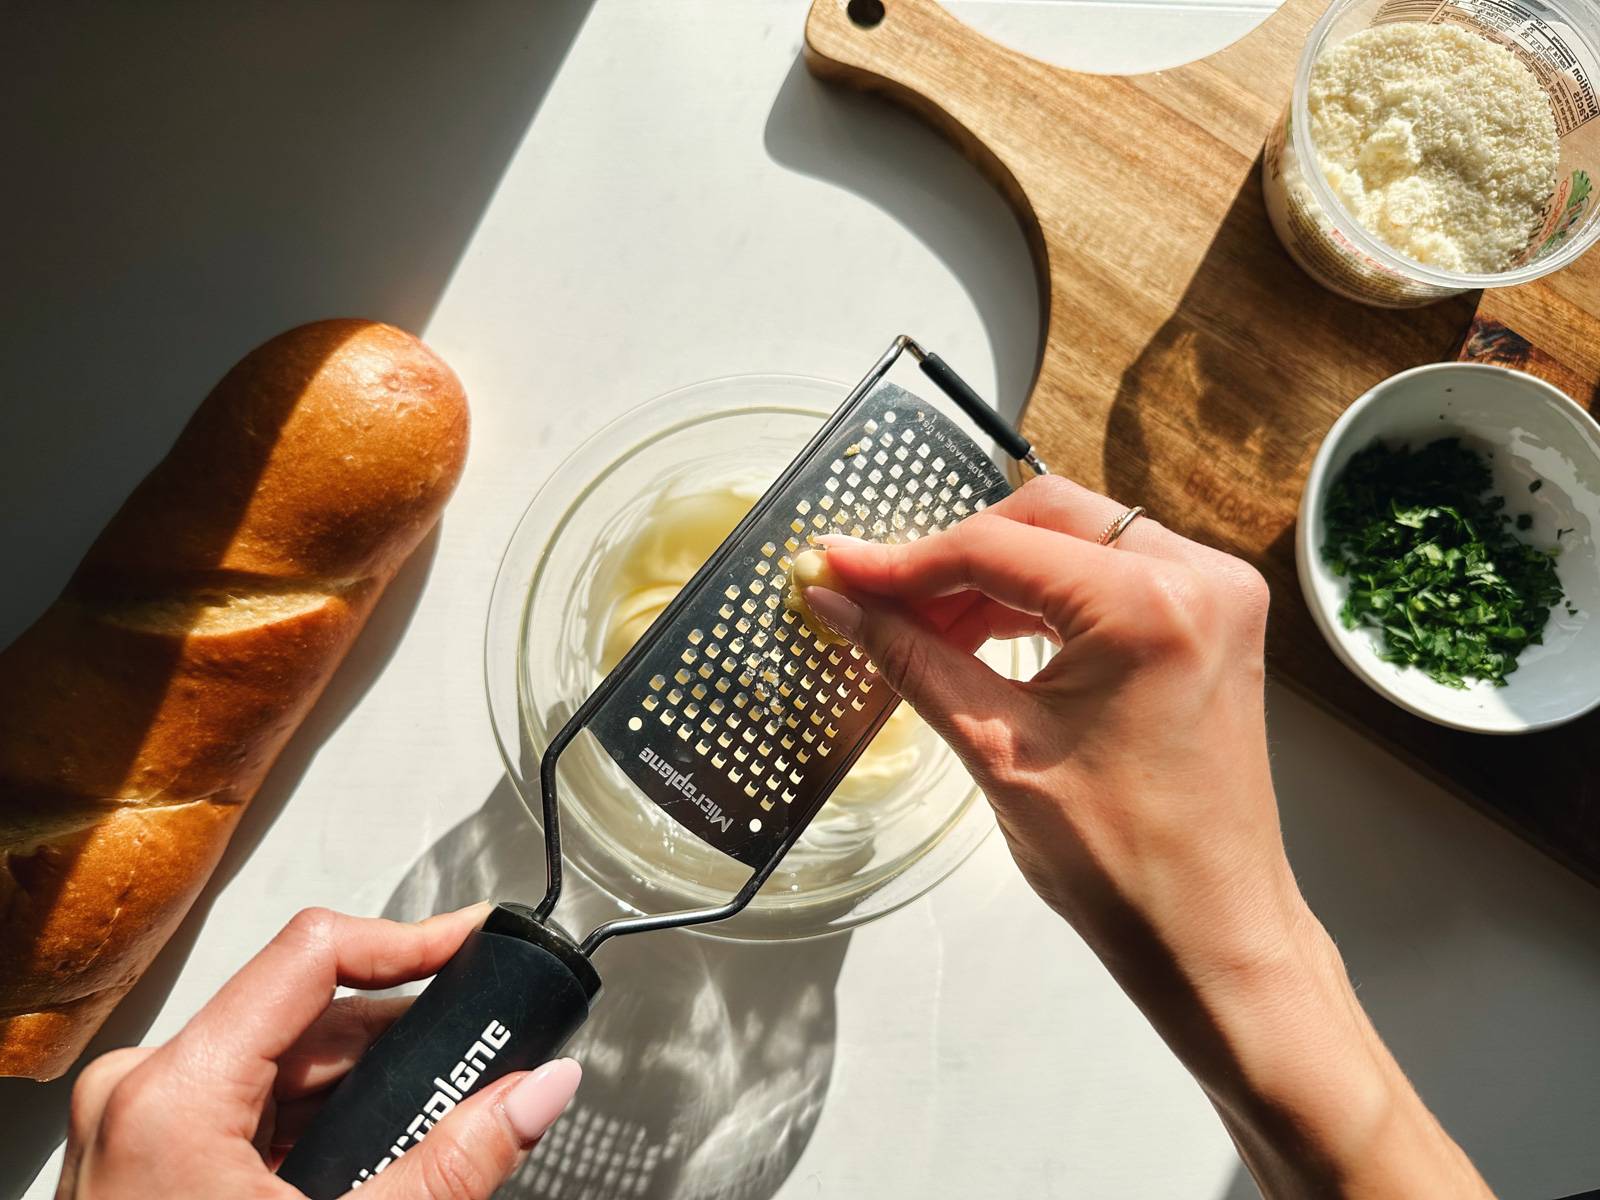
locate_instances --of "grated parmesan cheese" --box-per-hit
[1309,22,1559,274]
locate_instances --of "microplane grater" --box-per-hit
[588,380,1013,868]
[541,334,1047,945]
[275,337,1047,1199]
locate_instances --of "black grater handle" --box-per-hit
[917,352,1033,463]
[276,903,600,1199]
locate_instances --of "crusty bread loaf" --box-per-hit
[0,319,469,1080]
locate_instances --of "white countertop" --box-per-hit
[4,3,1599,1198]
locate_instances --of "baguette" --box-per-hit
[0,319,469,1080]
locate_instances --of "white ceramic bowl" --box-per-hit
[1297,363,1600,733]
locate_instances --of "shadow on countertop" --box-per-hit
[1210,682,1600,1200]
[763,55,1041,428]
[382,777,847,1200]
[0,0,596,646]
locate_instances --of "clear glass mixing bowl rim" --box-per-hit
[483,370,1013,941]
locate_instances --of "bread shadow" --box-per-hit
[381,777,848,1200]
[762,54,1041,425]
[0,526,442,1199]
[0,0,596,644]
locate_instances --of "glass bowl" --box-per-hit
[485,373,1047,941]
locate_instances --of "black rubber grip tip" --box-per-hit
[918,354,1032,462]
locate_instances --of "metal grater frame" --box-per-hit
[533,337,1046,953]
[590,380,1010,867]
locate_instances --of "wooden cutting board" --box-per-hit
[805,0,1600,883]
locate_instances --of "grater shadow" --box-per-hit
[382,777,847,1200]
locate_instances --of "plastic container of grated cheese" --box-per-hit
[1263,0,1600,307]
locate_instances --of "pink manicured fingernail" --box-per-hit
[503,1058,581,1143]
[814,534,867,549]
[803,587,863,641]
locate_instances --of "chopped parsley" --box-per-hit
[1321,438,1565,688]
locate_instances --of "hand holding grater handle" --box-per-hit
[275,903,600,1199]
[279,336,1034,1196]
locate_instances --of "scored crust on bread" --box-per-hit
[0,319,469,1080]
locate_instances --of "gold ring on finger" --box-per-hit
[1097,506,1147,547]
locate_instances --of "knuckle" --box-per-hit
[947,511,1014,581]
[334,993,410,1044]
[69,1051,133,1131]
[1195,552,1271,635]
[1104,555,1270,684]
[284,905,339,948]
[73,1047,132,1096]
[870,626,931,695]
[954,708,1032,790]
[417,1130,496,1200]
[882,539,923,591]
[948,529,982,587]
[1223,561,1271,676]
[1024,473,1076,505]
[1118,566,1214,661]
[929,513,981,570]
[1228,560,1272,620]
[1137,515,1176,543]
[96,1068,165,1146]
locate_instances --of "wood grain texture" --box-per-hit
[805,0,1600,883]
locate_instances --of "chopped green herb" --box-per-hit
[1321,439,1565,688]
[1516,513,1533,531]
[1529,479,1543,493]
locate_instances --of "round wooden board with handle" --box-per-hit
[805,0,1600,883]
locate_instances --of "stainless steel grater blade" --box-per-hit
[587,380,1014,869]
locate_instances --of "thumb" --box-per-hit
[803,586,1017,751]
[355,1058,580,1200]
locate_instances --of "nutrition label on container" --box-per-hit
[1375,0,1600,133]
